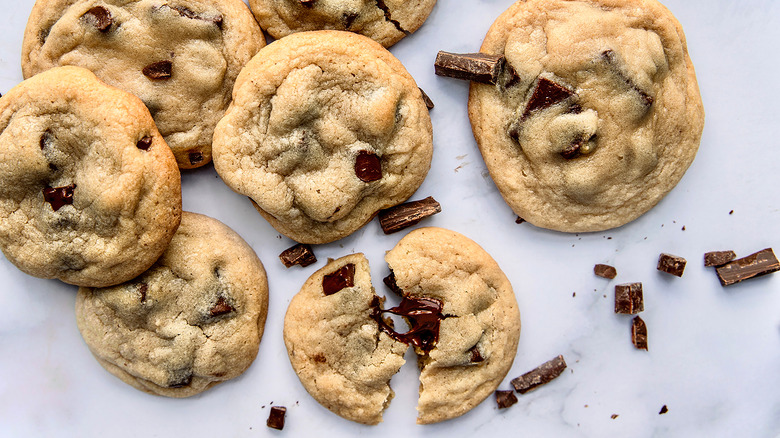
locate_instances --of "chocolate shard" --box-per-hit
[138,283,148,302]
[370,294,444,352]
[378,196,441,234]
[143,60,172,80]
[82,6,113,32]
[704,250,736,267]
[515,216,525,224]
[657,253,686,277]
[594,264,617,279]
[631,316,648,350]
[43,184,76,211]
[469,346,484,363]
[322,263,356,295]
[209,296,234,317]
[601,50,654,108]
[496,390,518,409]
[354,150,382,182]
[171,5,223,28]
[136,136,153,150]
[434,51,505,85]
[715,248,780,286]
[188,151,204,165]
[382,272,404,296]
[659,405,668,414]
[266,406,286,430]
[511,355,567,394]
[419,87,434,110]
[614,282,643,314]
[279,243,317,268]
[522,77,575,119]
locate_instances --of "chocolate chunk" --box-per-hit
[171,5,223,27]
[434,51,505,85]
[43,184,76,211]
[342,11,359,28]
[567,103,583,114]
[138,283,148,302]
[188,151,204,165]
[370,294,444,352]
[143,61,172,80]
[715,248,780,286]
[209,296,234,317]
[382,272,404,296]
[136,136,153,150]
[704,250,736,267]
[267,406,286,430]
[299,0,316,6]
[279,243,317,268]
[378,196,441,234]
[522,77,575,119]
[469,345,484,363]
[611,414,619,420]
[495,390,518,409]
[322,263,356,295]
[614,282,643,314]
[82,6,113,32]
[354,150,382,182]
[601,50,654,107]
[657,253,686,277]
[659,405,668,414]
[631,316,648,350]
[168,369,193,388]
[594,264,617,279]
[419,87,434,110]
[511,355,567,394]
[515,216,525,224]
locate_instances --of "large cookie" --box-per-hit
[22,0,265,169]
[0,66,181,288]
[468,0,704,232]
[213,31,433,244]
[248,0,436,47]
[76,212,269,398]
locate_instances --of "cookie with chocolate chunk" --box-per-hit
[248,0,436,47]
[76,212,268,398]
[22,0,265,168]
[213,31,433,244]
[0,66,181,287]
[468,0,704,232]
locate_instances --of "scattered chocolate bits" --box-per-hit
[209,296,234,317]
[657,253,686,277]
[136,136,153,150]
[511,355,567,394]
[715,248,780,286]
[434,51,505,85]
[594,264,617,279]
[521,77,575,119]
[495,390,518,409]
[279,243,317,268]
[419,87,434,110]
[704,250,736,267]
[354,150,382,182]
[631,316,648,351]
[322,263,355,295]
[266,406,287,430]
[370,294,444,352]
[614,283,643,314]
[82,6,113,32]
[142,60,172,80]
[659,405,668,414]
[43,184,76,211]
[378,196,441,234]
[188,151,204,165]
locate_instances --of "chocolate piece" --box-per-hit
[138,283,148,302]
[266,406,286,430]
[171,5,223,27]
[659,405,668,414]
[40,129,53,150]
[136,136,153,151]
[511,355,567,394]
[143,60,172,80]
[299,0,316,6]
[188,151,204,165]
[43,184,76,211]
[515,216,525,224]
[342,11,359,28]
[378,196,441,234]
[370,294,444,352]
[168,369,193,388]
[631,316,648,350]
[495,390,518,409]
[382,272,404,296]
[469,346,484,363]
[611,414,619,420]
[522,77,575,119]
[715,248,780,286]
[322,263,355,295]
[419,87,434,110]
[82,6,113,32]
[354,150,382,182]
[434,51,505,85]
[594,264,617,279]
[601,50,654,107]
[279,243,317,268]
[657,253,686,277]
[209,296,234,317]
[375,0,408,34]
[704,250,736,267]
[614,282,643,314]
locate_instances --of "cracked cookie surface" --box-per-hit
[468,0,704,232]
[22,0,265,168]
[248,0,435,47]
[0,66,181,287]
[212,31,433,244]
[76,212,269,397]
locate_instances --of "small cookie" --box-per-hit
[76,212,269,398]
[248,0,436,47]
[0,66,181,287]
[283,253,407,425]
[22,0,265,168]
[468,0,704,232]
[213,31,433,244]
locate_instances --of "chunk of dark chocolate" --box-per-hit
[515,216,525,224]
[469,346,484,363]
[511,355,567,394]
[659,405,668,414]
[704,250,736,267]
[495,390,518,409]
[434,51,505,85]
[657,253,686,277]
[266,406,286,430]
[419,87,434,110]
[188,151,204,165]
[136,136,153,150]
[594,264,617,279]
[341,11,359,28]
[322,263,355,295]
[279,243,317,268]
[354,150,382,182]
[209,296,234,317]
[715,248,780,286]
[299,0,316,6]
[521,77,574,119]
[143,60,172,80]
[631,316,648,350]
[614,282,643,314]
[370,294,444,352]
[82,6,113,32]
[138,283,148,302]
[378,196,441,234]
[43,184,76,211]
[171,5,223,27]
[601,50,654,107]
[382,272,404,296]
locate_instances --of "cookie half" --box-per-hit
[76,212,269,398]
[213,31,433,244]
[0,66,181,287]
[248,0,436,47]
[468,0,704,232]
[22,0,265,168]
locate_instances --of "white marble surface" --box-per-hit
[1,0,779,437]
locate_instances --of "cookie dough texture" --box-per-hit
[0,66,181,287]
[284,253,407,425]
[468,0,704,232]
[76,212,268,397]
[22,0,265,168]
[248,0,436,47]
[213,31,433,244]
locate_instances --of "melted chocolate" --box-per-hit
[43,184,76,211]
[370,294,444,352]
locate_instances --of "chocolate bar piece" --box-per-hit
[614,283,643,314]
[704,250,736,267]
[657,253,686,277]
[631,316,648,350]
[419,87,434,110]
[322,263,355,295]
[715,248,780,286]
[266,406,286,430]
[279,243,317,268]
[511,355,567,394]
[521,77,575,119]
[434,51,505,85]
[594,264,617,279]
[495,390,518,409]
[378,196,441,234]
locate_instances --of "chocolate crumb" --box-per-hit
[496,390,518,409]
[715,248,780,286]
[611,414,619,420]
[434,51,505,85]
[632,316,648,350]
[279,243,317,268]
[419,87,434,110]
[511,355,567,394]
[82,6,113,32]
[594,264,617,279]
[143,60,172,79]
[659,405,668,414]
[378,196,441,234]
[267,406,286,430]
[729,210,734,215]
[614,283,643,314]
[704,250,736,267]
[515,216,525,224]
[43,184,76,211]
[657,253,686,277]
[322,263,355,295]
[354,150,382,182]
[136,136,153,150]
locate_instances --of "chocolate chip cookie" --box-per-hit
[75,212,269,397]
[22,0,265,168]
[248,0,436,47]
[212,31,433,244]
[467,0,704,232]
[0,66,181,287]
